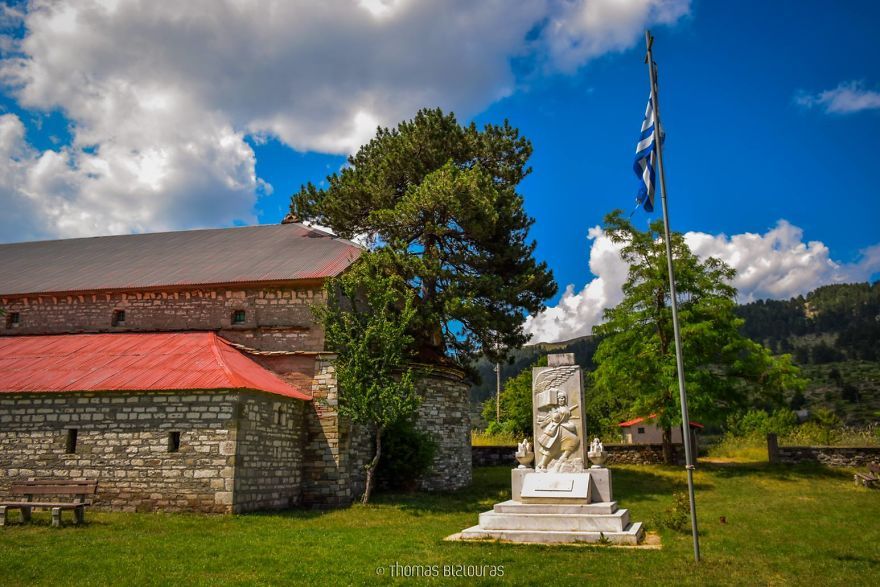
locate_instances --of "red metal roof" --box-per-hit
[619,414,704,429]
[0,332,311,400]
[0,223,362,297]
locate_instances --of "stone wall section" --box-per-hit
[299,356,356,506]
[233,393,306,513]
[1,284,326,352]
[0,390,308,513]
[414,369,472,491]
[0,391,238,513]
[471,443,684,467]
[771,445,880,467]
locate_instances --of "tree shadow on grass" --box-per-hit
[376,468,512,516]
[386,466,713,515]
[612,467,711,503]
[699,461,852,482]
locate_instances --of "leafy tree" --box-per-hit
[481,356,547,437]
[313,255,420,504]
[292,108,557,367]
[590,210,806,462]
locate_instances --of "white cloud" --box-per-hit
[543,0,690,73]
[0,0,690,242]
[525,220,880,343]
[795,81,880,114]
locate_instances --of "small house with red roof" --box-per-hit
[0,222,471,513]
[618,414,704,445]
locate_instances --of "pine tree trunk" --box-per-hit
[362,426,383,505]
[662,427,674,465]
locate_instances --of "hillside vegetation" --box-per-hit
[471,282,880,427]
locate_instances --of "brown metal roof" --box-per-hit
[0,223,362,296]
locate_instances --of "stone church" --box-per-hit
[0,222,471,513]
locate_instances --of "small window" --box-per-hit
[637,427,645,434]
[168,431,181,453]
[111,309,126,326]
[5,312,20,328]
[65,428,78,454]
[232,310,246,324]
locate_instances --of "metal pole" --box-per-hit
[495,362,501,422]
[645,29,701,562]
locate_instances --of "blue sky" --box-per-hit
[1,0,878,341]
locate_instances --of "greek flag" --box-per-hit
[633,95,660,213]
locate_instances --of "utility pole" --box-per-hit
[645,29,701,563]
[495,362,501,422]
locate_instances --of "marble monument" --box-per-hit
[458,353,644,544]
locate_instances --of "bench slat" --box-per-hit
[11,481,98,496]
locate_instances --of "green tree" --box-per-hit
[591,210,805,462]
[481,356,547,437]
[313,255,420,504]
[292,108,557,367]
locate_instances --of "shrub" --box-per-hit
[377,419,437,490]
[726,409,797,438]
[653,492,691,533]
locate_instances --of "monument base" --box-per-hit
[458,500,644,545]
[458,468,643,546]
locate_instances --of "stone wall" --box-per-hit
[471,443,684,468]
[605,443,684,465]
[471,446,516,467]
[770,445,880,467]
[0,390,307,513]
[413,368,472,491]
[1,284,326,352]
[233,394,306,513]
[298,355,356,507]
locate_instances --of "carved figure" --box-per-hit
[588,436,608,468]
[515,438,535,468]
[535,389,581,471]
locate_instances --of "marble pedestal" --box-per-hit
[458,469,644,545]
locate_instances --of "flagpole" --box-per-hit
[645,29,701,563]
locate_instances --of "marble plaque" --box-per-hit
[520,472,590,500]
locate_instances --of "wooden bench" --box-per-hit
[0,480,98,527]
[853,462,880,489]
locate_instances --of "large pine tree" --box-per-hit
[292,108,557,366]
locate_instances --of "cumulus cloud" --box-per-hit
[0,0,690,242]
[795,81,880,114]
[525,221,880,343]
[543,0,690,72]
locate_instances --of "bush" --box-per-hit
[653,492,691,533]
[376,419,437,490]
[726,409,797,438]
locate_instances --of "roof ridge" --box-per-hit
[207,333,247,389]
[0,222,297,247]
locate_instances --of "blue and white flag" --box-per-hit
[633,95,660,213]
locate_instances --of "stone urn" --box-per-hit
[587,437,608,469]
[515,438,535,469]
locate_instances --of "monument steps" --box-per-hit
[478,507,631,532]
[493,499,619,515]
[458,521,644,545]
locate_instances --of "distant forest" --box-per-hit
[471,282,880,426]
[736,282,880,363]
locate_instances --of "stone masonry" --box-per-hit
[1,284,327,352]
[0,390,306,513]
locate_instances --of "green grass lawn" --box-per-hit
[1,463,878,585]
